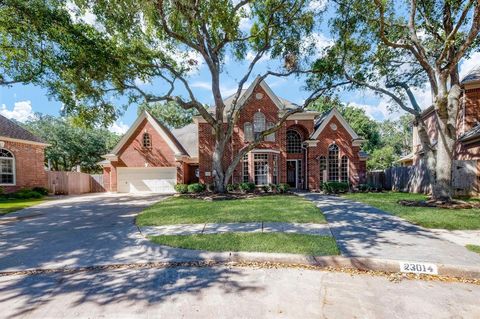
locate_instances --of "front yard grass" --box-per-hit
[150,233,339,255]
[137,195,326,226]
[343,192,480,230]
[466,245,480,255]
[0,198,45,215]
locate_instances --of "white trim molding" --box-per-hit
[310,108,360,140]
[0,136,50,147]
[304,140,319,147]
[250,149,281,154]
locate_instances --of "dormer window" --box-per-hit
[253,112,266,139]
[142,133,152,148]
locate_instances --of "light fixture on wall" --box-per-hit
[0,141,4,148]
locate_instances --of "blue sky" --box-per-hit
[0,1,478,134]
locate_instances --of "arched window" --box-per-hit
[265,122,275,142]
[341,155,348,182]
[142,133,151,148]
[244,122,253,142]
[286,130,302,153]
[319,156,327,183]
[328,144,339,181]
[253,112,265,139]
[0,148,15,185]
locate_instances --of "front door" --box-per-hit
[287,160,297,188]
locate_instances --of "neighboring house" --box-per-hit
[398,66,480,194]
[0,114,48,193]
[101,77,368,193]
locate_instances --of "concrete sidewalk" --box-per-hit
[299,193,480,267]
[139,222,332,237]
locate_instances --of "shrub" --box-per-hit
[269,184,279,193]
[262,184,271,192]
[174,184,188,194]
[278,183,290,193]
[226,184,239,192]
[321,182,349,194]
[239,182,256,193]
[32,187,49,196]
[12,188,43,199]
[187,183,206,193]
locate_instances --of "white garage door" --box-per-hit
[117,167,176,193]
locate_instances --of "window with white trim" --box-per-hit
[265,122,275,142]
[244,122,253,142]
[254,153,268,185]
[328,144,339,181]
[0,149,15,185]
[272,154,278,184]
[142,133,152,148]
[286,130,302,153]
[319,156,327,183]
[341,155,348,182]
[242,154,249,182]
[253,112,266,139]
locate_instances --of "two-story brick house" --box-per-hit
[101,78,368,193]
[398,66,480,194]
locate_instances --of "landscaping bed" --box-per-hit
[150,233,339,255]
[0,187,49,215]
[343,192,480,230]
[137,194,327,226]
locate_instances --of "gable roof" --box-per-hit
[310,108,361,140]
[110,111,188,156]
[172,123,198,158]
[461,66,480,85]
[0,114,47,145]
[221,76,299,112]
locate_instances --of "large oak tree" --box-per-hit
[308,0,480,201]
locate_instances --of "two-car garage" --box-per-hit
[117,167,177,193]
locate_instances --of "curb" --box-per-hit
[2,249,479,281]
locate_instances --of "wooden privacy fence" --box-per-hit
[47,171,106,195]
[367,160,479,196]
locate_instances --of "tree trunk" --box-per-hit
[430,85,460,202]
[212,137,226,193]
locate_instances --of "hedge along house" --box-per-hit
[101,78,368,193]
[0,114,48,193]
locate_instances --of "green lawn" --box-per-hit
[343,192,480,230]
[0,198,45,215]
[150,233,339,255]
[137,195,326,226]
[466,245,480,255]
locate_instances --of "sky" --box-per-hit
[0,1,478,135]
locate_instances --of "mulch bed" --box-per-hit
[398,199,480,209]
[175,192,290,201]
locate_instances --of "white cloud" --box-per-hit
[309,0,328,11]
[109,121,129,135]
[245,51,270,63]
[301,32,333,58]
[191,80,244,98]
[0,100,36,123]
[191,81,212,90]
[459,51,480,80]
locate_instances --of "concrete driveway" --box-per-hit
[0,193,171,272]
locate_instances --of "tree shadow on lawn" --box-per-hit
[0,193,261,318]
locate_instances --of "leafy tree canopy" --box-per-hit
[24,115,120,173]
[138,102,199,129]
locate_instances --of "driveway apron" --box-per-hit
[299,193,480,267]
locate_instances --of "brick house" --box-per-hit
[398,66,480,194]
[0,114,48,193]
[101,78,368,193]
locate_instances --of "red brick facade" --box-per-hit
[103,80,368,192]
[1,140,47,193]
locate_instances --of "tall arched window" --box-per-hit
[265,122,275,142]
[319,156,327,183]
[253,112,265,139]
[0,149,15,185]
[142,133,152,148]
[328,144,339,181]
[341,155,348,182]
[244,122,253,142]
[286,130,302,153]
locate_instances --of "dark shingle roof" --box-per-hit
[461,66,480,84]
[459,123,480,143]
[0,114,46,144]
[172,124,198,158]
[313,109,333,130]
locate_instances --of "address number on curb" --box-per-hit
[399,262,438,275]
